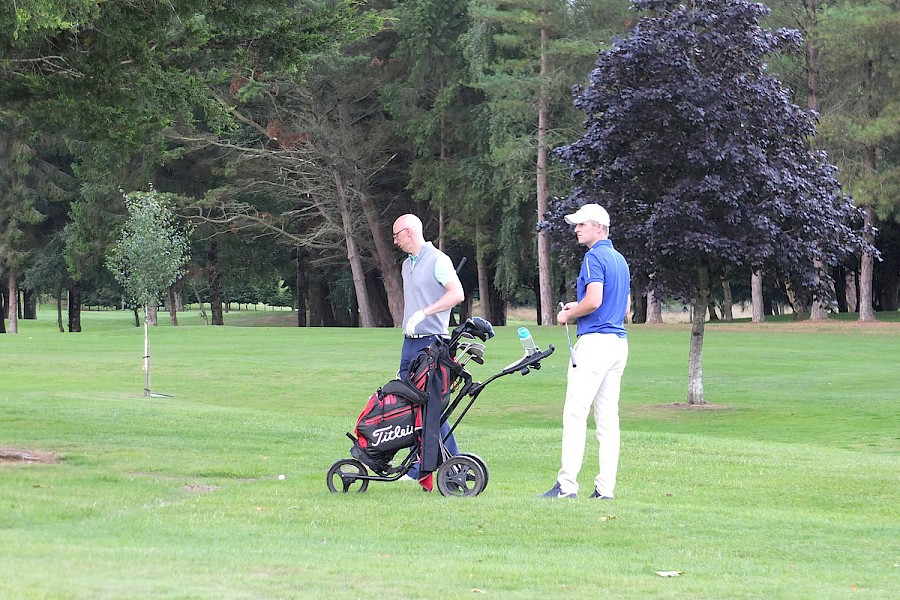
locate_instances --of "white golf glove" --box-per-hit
[404,310,426,337]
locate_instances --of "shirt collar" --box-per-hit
[408,241,434,262]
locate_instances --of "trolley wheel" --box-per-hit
[436,455,487,497]
[326,459,370,493]
[458,452,489,492]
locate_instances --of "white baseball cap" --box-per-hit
[564,203,610,227]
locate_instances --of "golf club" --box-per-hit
[559,301,577,368]
[456,339,485,366]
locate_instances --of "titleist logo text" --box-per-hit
[371,423,414,447]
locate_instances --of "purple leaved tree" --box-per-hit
[552,0,872,404]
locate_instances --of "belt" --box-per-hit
[404,333,450,340]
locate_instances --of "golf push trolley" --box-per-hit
[326,317,554,497]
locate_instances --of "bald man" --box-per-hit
[392,213,465,479]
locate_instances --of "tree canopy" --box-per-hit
[106,190,190,308]
[553,0,870,309]
[1,1,896,334]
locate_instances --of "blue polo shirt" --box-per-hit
[576,239,630,338]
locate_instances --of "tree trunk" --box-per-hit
[845,267,858,313]
[333,169,375,327]
[167,285,179,326]
[751,271,765,323]
[438,205,445,252]
[0,281,6,333]
[809,302,829,320]
[647,289,663,324]
[23,288,36,319]
[783,280,806,320]
[357,186,403,326]
[485,282,507,326]
[687,266,710,405]
[190,278,209,325]
[535,1,554,326]
[209,240,224,326]
[721,280,734,322]
[67,283,81,332]
[533,276,543,325]
[364,269,392,326]
[859,205,876,321]
[295,247,308,327]
[809,261,830,320]
[172,277,185,312]
[56,293,64,333]
[146,303,158,327]
[804,0,820,115]
[308,268,333,326]
[7,270,18,334]
[475,219,492,320]
[458,292,472,323]
[629,277,647,323]
[833,266,848,312]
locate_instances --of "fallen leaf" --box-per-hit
[471,589,485,594]
[656,571,684,577]
[599,515,618,521]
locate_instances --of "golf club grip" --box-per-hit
[455,256,467,274]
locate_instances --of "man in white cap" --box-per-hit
[541,203,631,499]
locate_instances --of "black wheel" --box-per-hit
[436,455,487,497]
[458,452,489,492]
[326,459,370,493]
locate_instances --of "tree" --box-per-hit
[815,0,900,321]
[106,190,190,396]
[25,232,72,332]
[0,117,73,333]
[463,0,629,322]
[382,0,483,313]
[553,0,871,404]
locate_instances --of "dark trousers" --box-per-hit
[399,335,460,478]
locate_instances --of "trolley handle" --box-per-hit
[468,344,556,398]
[507,344,555,375]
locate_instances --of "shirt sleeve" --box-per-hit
[433,253,460,287]
[583,251,605,285]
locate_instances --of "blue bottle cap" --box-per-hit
[517,327,530,339]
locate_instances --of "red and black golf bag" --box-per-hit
[349,337,464,475]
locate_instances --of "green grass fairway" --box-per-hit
[1,309,898,599]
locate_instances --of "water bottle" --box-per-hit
[518,327,538,356]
